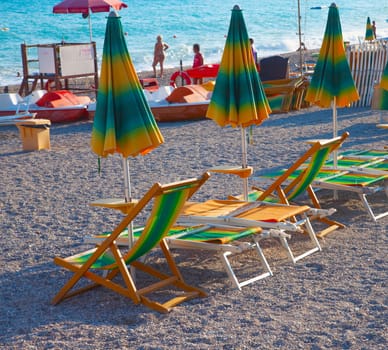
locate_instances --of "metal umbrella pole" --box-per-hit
[87,11,93,42]
[241,127,249,201]
[122,157,134,247]
[297,0,304,76]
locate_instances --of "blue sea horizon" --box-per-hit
[1,0,387,86]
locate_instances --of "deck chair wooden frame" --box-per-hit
[177,199,322,265]
[261,167,388,221]
[253,137,388,222]
[85,200,323,288]
[52,173,210,313]
[247,132,350,238]
[86,224,274,290]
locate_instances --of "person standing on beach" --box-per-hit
[192,43,204,84]
[152,35,169,78]
[372,20,377,39]
[250,38,260,72]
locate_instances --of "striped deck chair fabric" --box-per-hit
[243,132,350,238]
[323,148,388,175]
[52,173,210,313]
[325,157,388,176]
[178,199,321,265]
[259,162,388,222]
[340,149,388,159]
[309,169,388,221]
[86,224,273,290]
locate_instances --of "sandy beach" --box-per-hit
[0,89,387,349]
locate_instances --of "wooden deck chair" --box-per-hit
[52,173,210,314]
[236,133,350,238]
[255,146,388,222]
[261,167,388,221]
[177,199,321,265]
[85,201,324,287]
[86,224,274,291]
[263,77,306,113]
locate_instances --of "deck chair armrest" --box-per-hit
[306,207,337,218]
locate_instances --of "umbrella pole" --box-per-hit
[332,97,339,199]
[88,12,93,42]
[122,156,136,280]
[122,157,134,248]
[241,127,249,201]
[332,96,338,167]
[297,0,304,76]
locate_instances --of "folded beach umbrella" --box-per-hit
[206,5,271,200]
[372,59,388,110]
[53,0,128,42]
[91,11,164,244]
[305,3,359,165]
[365,17,374,41]
[379,60,388,91]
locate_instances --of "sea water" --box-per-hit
[0,0,387,86]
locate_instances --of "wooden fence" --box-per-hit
[346,41,388,107]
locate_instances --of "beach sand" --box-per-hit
[1,47,387,349]
[0,98,387,348]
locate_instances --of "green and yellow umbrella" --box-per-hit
[372,59,388,110]
[206,4,271,200]
[91,11,164,231]
[365,17,374,41]
[305,3,359,166]
[91,11,163,160]
[380,60,388,91]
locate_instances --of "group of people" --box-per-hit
[152,35,259,81]
[152,35,205,82]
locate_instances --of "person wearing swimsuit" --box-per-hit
[192,43,204,84]
[152,35,169,78]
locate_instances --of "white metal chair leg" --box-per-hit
[359,193,388,222]
[219,240,273,290]
[273,216,321,264]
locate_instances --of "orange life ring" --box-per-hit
[45,79,62,92]
[169,71,191,88]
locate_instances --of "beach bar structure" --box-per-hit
[19,42,98,97]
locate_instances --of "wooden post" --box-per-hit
[19,44,29,96]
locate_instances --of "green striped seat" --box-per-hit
[251,134,349,203]
[171,225,260,243]
[69,189,194,269]
[245,133,350,238]
[90,225,261,245]
[262,168,386,186]
[325,157,388,175]
[52,173,210,313]
[259,162,388,221]
[340,149,388,159]
[85,223,273,290]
